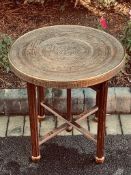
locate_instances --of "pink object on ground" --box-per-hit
[100,16,108,30]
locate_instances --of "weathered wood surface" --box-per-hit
[9,25,125,88]
[40,116,56,137]
[24,116,31,136]
[0,114,130,137]
[0,116,8,137]
[120,115,131,134]
[106,114,122,135]
[7,116,24,136]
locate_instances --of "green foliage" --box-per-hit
[0,35,12,72]
[121,21,131,55]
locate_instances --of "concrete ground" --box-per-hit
[0,114,131,137]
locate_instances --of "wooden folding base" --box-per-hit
[27,81,108,164]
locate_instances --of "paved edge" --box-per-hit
[0,87,131,115]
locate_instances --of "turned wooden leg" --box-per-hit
[66,88,72,132]
[27,83,40,162]
[95,81,108,164]
[94,88,101,122]
[37,86,45,121]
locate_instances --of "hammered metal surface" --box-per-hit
[9,25,125,88]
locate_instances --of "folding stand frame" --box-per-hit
[27,81,108,164]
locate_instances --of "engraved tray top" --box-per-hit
[9,25,125,88]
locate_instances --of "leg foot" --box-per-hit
[66,126,73,132]
[32,155,41,162]
[38,114,46,122]
[95,156,105,164]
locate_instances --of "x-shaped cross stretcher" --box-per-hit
[39,102,98,146]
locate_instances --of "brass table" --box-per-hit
[9,25,125,163]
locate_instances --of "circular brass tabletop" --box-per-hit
[9,25,125,88]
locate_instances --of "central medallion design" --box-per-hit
[40,37,92,62]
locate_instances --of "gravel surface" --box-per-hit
[0,135,130,175]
